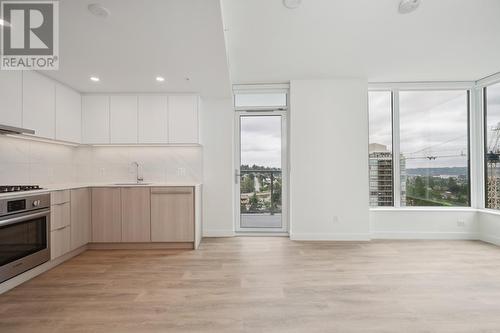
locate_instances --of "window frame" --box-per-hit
[369,82,474,209]
[233,84,289,111]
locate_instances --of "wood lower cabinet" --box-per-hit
[70,188,91,249]
[151,187,194,242]
[51,226,70,260]
[50,190,71,259]
[50,202,70,231]
[121,188,151,242]
[91,188,122,242]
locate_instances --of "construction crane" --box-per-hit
[487,123,500,208]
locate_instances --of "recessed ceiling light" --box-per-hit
[156,76,165,82]
[88,4,110,18]
[90,76,100,82]
[283,0,302,9]
[399,0,420,14]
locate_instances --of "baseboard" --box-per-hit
[0,245,87,294]
[203,229,235,237]
[289,233,371,241]
[480,234,500,246]
[88,242,194,250]
[371,231,480,240]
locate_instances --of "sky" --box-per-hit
[486,82,500,152]
[369,90,470,169]
[240,115,282,168]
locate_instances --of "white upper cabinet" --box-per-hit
[55,83,81,143]
[81,94,199,145]
[22,71,56,139]
[0,71,23,127]
[138,95,168,143]
[168,95,199,144]
[110,96,138,144]
[82,95,110,144]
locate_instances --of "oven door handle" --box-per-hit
[0,209,50,227]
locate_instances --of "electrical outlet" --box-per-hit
[457,220,466,227]
[177,167,186,177]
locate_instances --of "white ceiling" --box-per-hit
[222,0,500,84]
[44,0,231,97]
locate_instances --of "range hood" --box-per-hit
[0,124,35,135]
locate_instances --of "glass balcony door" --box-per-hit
[235,111,287,233]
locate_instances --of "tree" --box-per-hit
[249,193,260,211]
[241,175,255,193]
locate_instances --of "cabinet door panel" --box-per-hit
[0,71,22,127]
[168,95,199,144]
[151,187,194,242]
[71,188,91,249]
[110,96,138,144]
[51,226,71,260]
[56,83,81,143]
[23,71,56,139]
[82,95,110,144]
[91,188,121,242]
[51,202,70,231]
[138,95,168,143]
[121,188,151,242]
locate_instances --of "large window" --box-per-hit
[399,90,470,207]
[368,91,393,207]
[484,82,500,209]
[368,88,471,207]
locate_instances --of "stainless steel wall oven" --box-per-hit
[0,194,50,283]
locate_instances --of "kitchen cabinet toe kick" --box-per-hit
[87,242,194,250]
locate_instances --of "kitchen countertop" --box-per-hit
[0,182,202,198]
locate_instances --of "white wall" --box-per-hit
[479,211,500,246]
[371,209,479,239]
[0,135,202,185]
[289,79,370,240]
[200,97,235,236]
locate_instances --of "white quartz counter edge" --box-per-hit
[0,183,202,198]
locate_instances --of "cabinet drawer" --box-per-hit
[51,190,70,205]
[51,226,70,260]
[51,202,70,231]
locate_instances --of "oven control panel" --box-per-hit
[0,194,50,218]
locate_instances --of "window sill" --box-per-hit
[370,207,476,213]
[477,209,500,217]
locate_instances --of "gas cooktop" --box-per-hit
[0,185,43,193]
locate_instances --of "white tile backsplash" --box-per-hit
[0,136,202,185]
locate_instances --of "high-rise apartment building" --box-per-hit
[369,143,406,206]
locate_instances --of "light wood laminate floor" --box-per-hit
[1,238,500,332]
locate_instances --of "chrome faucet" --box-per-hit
[132,161,144,183]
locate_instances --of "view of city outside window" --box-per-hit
[240,115,282,228]
[399,90,469,206]
[368,91,394,206]
[484,82,500,209]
